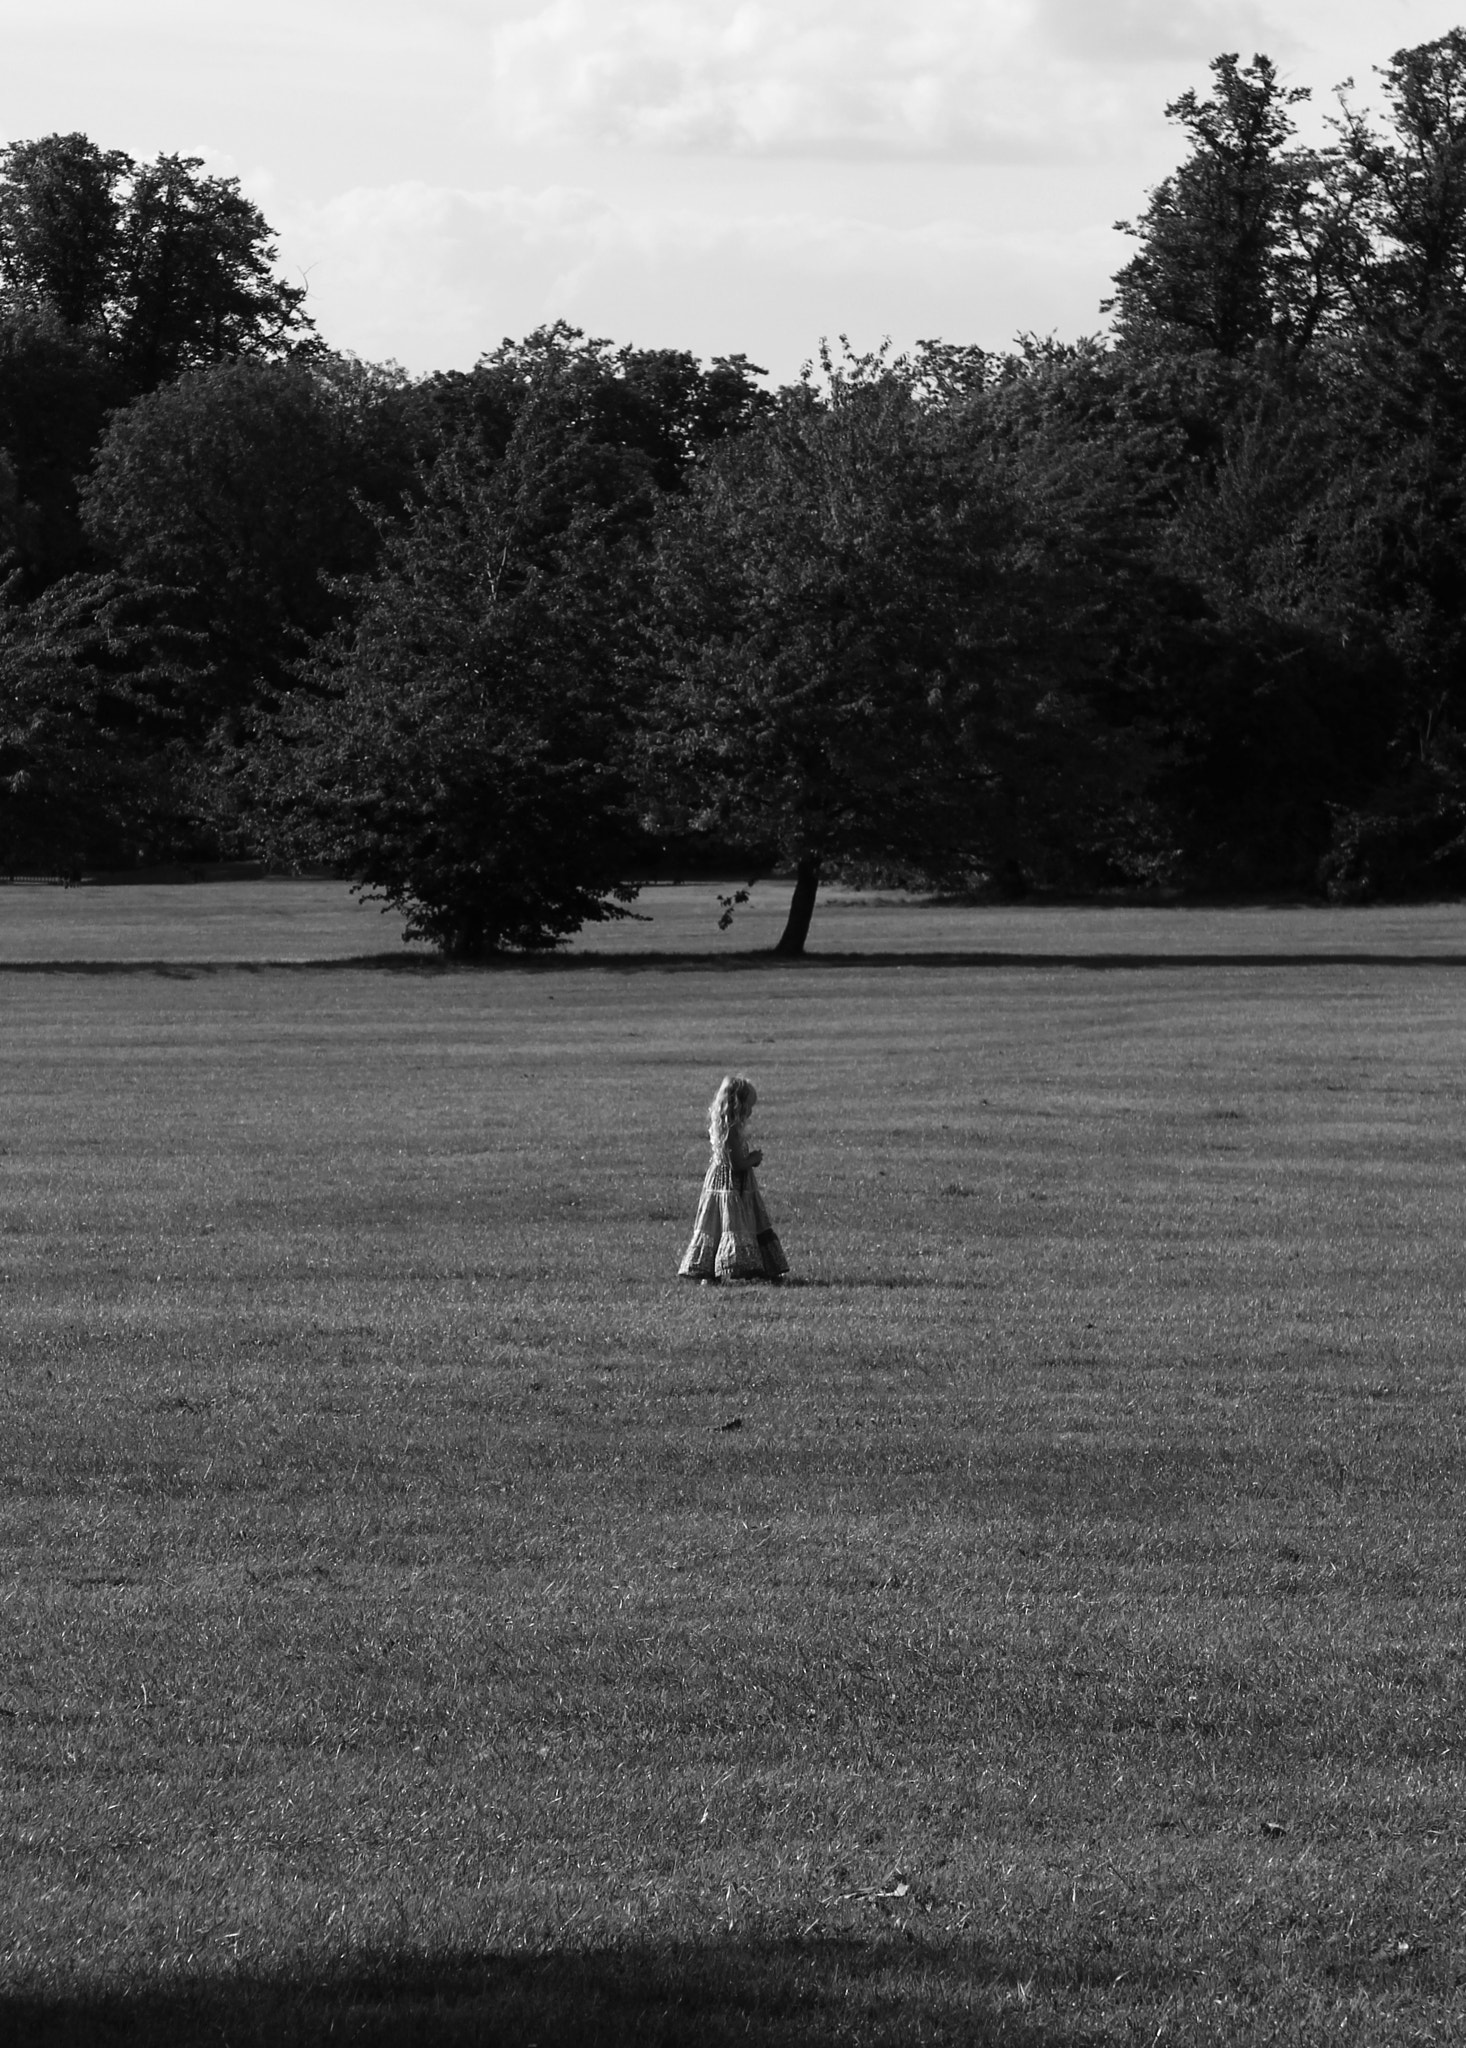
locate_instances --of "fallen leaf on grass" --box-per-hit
[824,1872,914,1908]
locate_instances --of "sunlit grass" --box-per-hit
[2,887,1464,2043]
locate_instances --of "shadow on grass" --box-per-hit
[4,948,1466,976]
[5,1938,1073,2048]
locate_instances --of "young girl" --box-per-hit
[678,1074,790,1283]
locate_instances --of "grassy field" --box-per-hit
[2,883,1464,2044]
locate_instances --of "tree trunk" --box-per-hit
[774,857,821,956]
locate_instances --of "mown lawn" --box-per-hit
[1,885,1463,2043]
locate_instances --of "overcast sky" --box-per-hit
[4,1,1457,380]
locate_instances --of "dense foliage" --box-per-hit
[646,345,1154,949]
[6,32,1466,944]
[0,132,312,388]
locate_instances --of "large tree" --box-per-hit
[80,353,415,725]
[1108,55,1334,370]
[265,366,652,955]
[1102,37,1466,895]
[0,133,314,387]
[0,133,317,598]
[646,348,1129,953]
[1331,31,1466,366]
[0,132,127,332]
[0,356,417,871]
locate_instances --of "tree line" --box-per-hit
[4,34,1466,953]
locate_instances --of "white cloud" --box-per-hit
[28,0,1445,381]
[1033,0,1274,65]
[277,174,1123,378]
[484,0,1279,161]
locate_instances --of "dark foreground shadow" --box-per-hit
[4,1938,1079,2047]
[4,947,1466,977]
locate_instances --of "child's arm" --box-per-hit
[728,1127,758,1173]
[728,1127,748,1169]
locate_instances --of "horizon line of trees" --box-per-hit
[6,33,1466,953]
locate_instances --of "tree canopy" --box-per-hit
[0,133,314,387]
[81,353,415,722]
[268,358,650,954]
[9,41,1466,929]
[1108,55,1331,367]
[647,349,1090,950]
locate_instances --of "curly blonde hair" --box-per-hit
[708,1073,757,1157]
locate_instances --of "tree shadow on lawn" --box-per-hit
[5,947,1466,976]
[5,1936,1079,2047]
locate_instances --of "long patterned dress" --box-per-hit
[678,1124,790,1281]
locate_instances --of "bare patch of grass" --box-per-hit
[2,897,1464,2042]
